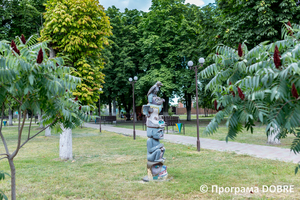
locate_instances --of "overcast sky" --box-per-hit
[100,0,215,12]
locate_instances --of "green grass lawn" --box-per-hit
[115,120,295,149]
[0,127,300,199]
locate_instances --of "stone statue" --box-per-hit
[142,81,168,181]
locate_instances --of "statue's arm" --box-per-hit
[147,139,164,153]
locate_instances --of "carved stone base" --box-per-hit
[142,161,168,182]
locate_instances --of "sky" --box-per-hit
[100,0,215,12]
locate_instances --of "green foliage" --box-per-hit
[0,36,93,142]
[102,6,144,113]
[216,0,300,48]
[0,36,94,198]
[138,0,209,114]
[0,0,46,41]
[0,171,9,200]
[40,0,112,106]
[201,23,300,156]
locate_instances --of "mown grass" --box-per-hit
[0,126,299,199]
[114,120,294,149]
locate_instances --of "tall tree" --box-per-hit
[40,0,112,106]
[216,0,300,48]
[0,0,46,40]
[138,0,188,115]
[175,3,219,120]
[102,6,145,116]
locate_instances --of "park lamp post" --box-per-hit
[129,76,138,140]
[188,57,205,152]
[99,88,102,133]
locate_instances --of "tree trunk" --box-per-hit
[109,101,112,116]
[113,97,116,116]
[59,124,73,160]
[38,113,43,129]
[49,46,56,58]
[9,158,16,200]
[267,126,281,144]
[186,93,192,121]
[204,108,208,117]
[163,96,169,116]
[45,127,51,137]
[9,108,13,126]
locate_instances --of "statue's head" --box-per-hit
[153,128,164,139]
[147,128,164,139]
[156,81,163,88]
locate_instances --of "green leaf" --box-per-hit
[29,74,34,85]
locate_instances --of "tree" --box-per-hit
[198,76,214,117]
[216,0,300,48]
[175,3,220,120]
[0,0,46,41]
[138,0,190,115]
[102,6,145,116]
[40,0,112,106]
[200,23,300,148]
[0,37,91,199]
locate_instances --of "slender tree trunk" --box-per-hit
[163,96,169,116]
[9,108,13,126]
[204,108,208,117]
[49,46,56,58]
[125,107,131,121]
[45,127,51,137]
[113,97,116,116]
[267,126,281,144]
[9,158,16,200]
[186,93,192,121]
[38,113,43,129]
[59,124,72,160]
[109,101,112,116]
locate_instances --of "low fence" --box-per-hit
[175,107,217,115]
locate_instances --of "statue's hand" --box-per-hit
[157,143,164,149]
[159,123,165,128]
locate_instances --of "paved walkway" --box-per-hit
[84,123,300,164]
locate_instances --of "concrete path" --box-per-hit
[84,123,300,164]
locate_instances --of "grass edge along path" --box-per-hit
[84,123,300,164]
[0,126,300,199]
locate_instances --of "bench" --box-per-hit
[95,116,117,124]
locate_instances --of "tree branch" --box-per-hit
[0,156,8,161]
[20,118,58,149]
[27,112,33,139]
[11,110,27,159]
[0,102,10,155]
[273,98,300,121]
[8,94,22,105]
[18,107,21,132]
